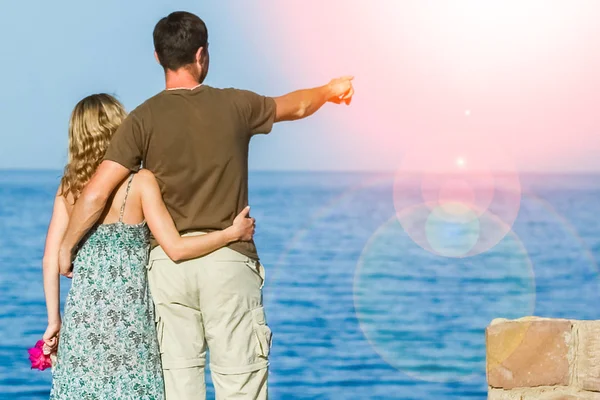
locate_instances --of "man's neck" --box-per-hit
[164,69,201,90]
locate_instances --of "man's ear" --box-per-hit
[154,51,161,65]
[196,47,204,64]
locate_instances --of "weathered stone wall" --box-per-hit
[487,317,600,399]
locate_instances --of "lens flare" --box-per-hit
[354,215,535,383]
[425,205,480,257]
[394,134,521,257]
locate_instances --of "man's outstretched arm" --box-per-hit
[58,161,130,274]
[273,76,354,122]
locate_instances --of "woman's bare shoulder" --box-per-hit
[130,170,161,204]
[134,169,158,187]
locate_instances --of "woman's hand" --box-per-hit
[227,206,255,242]
[42,321,61,355]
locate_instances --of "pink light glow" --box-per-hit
[253,0,600,172]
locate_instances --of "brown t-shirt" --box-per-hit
[104,85,276,260]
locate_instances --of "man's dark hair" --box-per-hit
[153,11,208,71]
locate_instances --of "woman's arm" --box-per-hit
[137,170,255,262]
[42,189,71,354]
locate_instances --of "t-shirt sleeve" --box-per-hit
[103,113,146,171]
[237,90,277,136]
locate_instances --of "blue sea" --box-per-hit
[1,170,599,399]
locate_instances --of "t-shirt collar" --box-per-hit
[166,84,203,92]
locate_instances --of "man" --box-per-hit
[59,11,354,400]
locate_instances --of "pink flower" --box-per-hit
[28,340,53,371]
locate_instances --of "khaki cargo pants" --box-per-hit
[147,238,272,400]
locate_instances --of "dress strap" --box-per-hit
[119,174,135,223]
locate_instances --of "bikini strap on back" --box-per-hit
[119,174,135,223]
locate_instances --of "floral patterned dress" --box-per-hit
[50,175,164,399]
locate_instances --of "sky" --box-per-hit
[1,0,599,172]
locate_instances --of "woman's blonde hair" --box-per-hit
[59,94,127,201]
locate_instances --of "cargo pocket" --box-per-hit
[245,260,266,289]
[251,306,273,359]
[155,313,164,355]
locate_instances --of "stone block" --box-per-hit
[487,318,573,389]
[575,321,600,392]
[489,388,600,400]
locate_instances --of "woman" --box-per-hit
[41,94,255,399]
